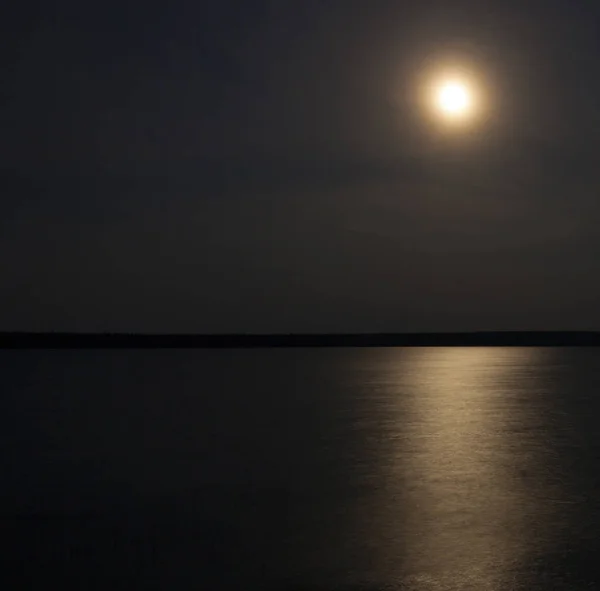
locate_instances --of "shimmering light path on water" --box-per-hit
[1,347,598,589]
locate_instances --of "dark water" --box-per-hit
[2,347,600,589]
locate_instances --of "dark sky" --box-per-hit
[2,0,600,333]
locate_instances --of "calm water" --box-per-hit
[2,347,600,589]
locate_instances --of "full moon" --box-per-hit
[435,80,473,119]
[411,60,487,129]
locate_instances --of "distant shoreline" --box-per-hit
[2,331,600,348]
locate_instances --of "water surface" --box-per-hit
[1,347,600,589]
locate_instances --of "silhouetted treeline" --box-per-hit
[2,331,600,348]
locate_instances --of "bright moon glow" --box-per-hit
[435,80,472,119]
[412,62,487,129]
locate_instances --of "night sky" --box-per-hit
[2,0,600,333]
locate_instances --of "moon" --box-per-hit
[409,60,488,130]
[434,79,473,120]
[437,81,471,116]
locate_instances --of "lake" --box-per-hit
[2,347,600,589]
